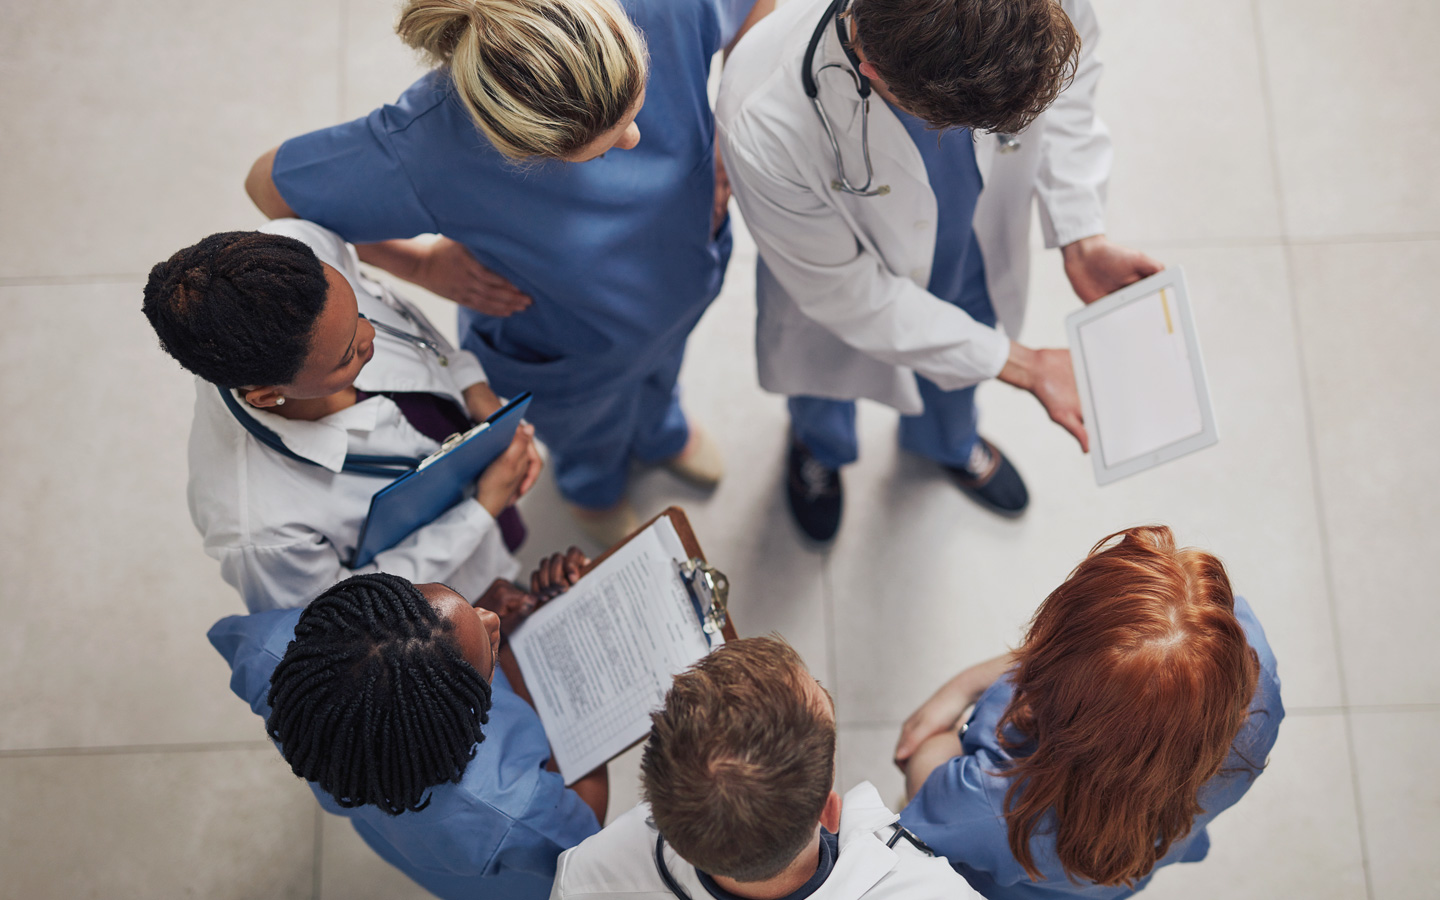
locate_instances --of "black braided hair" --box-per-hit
[141,231,329,388]
[265,573,494,816]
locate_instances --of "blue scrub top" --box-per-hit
[272,0,754,400]
[889,106,990,315]
[900,595,1284,900]
[209,610,600,900]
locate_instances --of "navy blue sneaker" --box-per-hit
[945,438,1028,517]
[786,438,843,543]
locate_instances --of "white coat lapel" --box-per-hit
[814,782,904,900]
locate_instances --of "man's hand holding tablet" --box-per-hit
[1066,268,1220,485]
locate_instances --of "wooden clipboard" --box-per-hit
[499,506,737,711]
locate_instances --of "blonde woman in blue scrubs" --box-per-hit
[246,0,772,544]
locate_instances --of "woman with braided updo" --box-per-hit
[243,0,774,546]
[211,556,600,900]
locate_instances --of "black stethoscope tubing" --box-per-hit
[801,0,867,101]
[218,385,421,478]
[654,835,694,900]
[801,0,889,196]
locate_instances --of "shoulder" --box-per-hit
[208,608,302,663]
[1231,595,1281,685]
[868,853,980,899]
[1227,596,1285,763]
[966,673,1021,755]
[259,219,360,279]
[207,608,304,712]
[367,69,454,136]
[553,804,664,898]
[443,677,570,818]
[716,0,814,137]
[836,785,984,899]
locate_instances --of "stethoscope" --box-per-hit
[365,282,451,366]
[801,0,1022,198]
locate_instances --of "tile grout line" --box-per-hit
[6,235,1440,289]
[0,740,272,758]
[1348,702,1440,715]
[1109,231,1440,251]
[312,804,325,900]
[337,0,348,119]
[819,548,840,700]
[819,546,847,787]
[318,7,343,891]
[0,274,146,286]
[1249,3,1373,898]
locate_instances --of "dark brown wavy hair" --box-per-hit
[851,0,1080,134]
[999,526,1260,886]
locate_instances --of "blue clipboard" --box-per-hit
[350,392,532,568]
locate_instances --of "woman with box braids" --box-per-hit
[265,572,493,816]
[142,230,328,389]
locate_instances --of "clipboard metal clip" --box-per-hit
[677,557,729,638]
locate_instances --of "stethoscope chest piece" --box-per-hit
[996,133,1022,154]
[833,179,890,195]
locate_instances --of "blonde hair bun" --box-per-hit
[397,0,648,160]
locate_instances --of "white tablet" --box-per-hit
[1065,267,1218,485]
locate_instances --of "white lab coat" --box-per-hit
[548,782,976,900]
[716,0,1111,413]
[186,219,519,612]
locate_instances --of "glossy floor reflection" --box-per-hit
[1,0,1435,897]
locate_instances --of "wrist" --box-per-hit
[1061,233,1107,265]
[997,342,1038,391]
[464,382,503,420]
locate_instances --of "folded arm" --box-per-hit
[220,500,510,613]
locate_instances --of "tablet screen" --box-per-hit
[1077,286,1205,467]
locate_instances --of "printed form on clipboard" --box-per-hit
[508,509,733,784]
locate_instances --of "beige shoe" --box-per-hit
[569,499,641,549]
[664,424,725,488]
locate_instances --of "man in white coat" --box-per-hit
[549,637,973,900]
[717,0,1161,541]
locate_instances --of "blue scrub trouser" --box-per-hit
[520,341,691,510]
[789,274,997,471]
[789,378,980,470]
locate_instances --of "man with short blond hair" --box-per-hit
[549,637,974,899]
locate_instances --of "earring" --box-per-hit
[274,397,286,406]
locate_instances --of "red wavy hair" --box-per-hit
[999,526,1260,886]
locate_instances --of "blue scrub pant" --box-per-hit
[521,341,691,510]
[789,272,997,471]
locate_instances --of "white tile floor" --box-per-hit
[0,0,1434,897]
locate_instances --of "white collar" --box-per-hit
[836,782,901,846]
[230,388,383,474]
[651,784,904,900]
[811,782,904,900]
